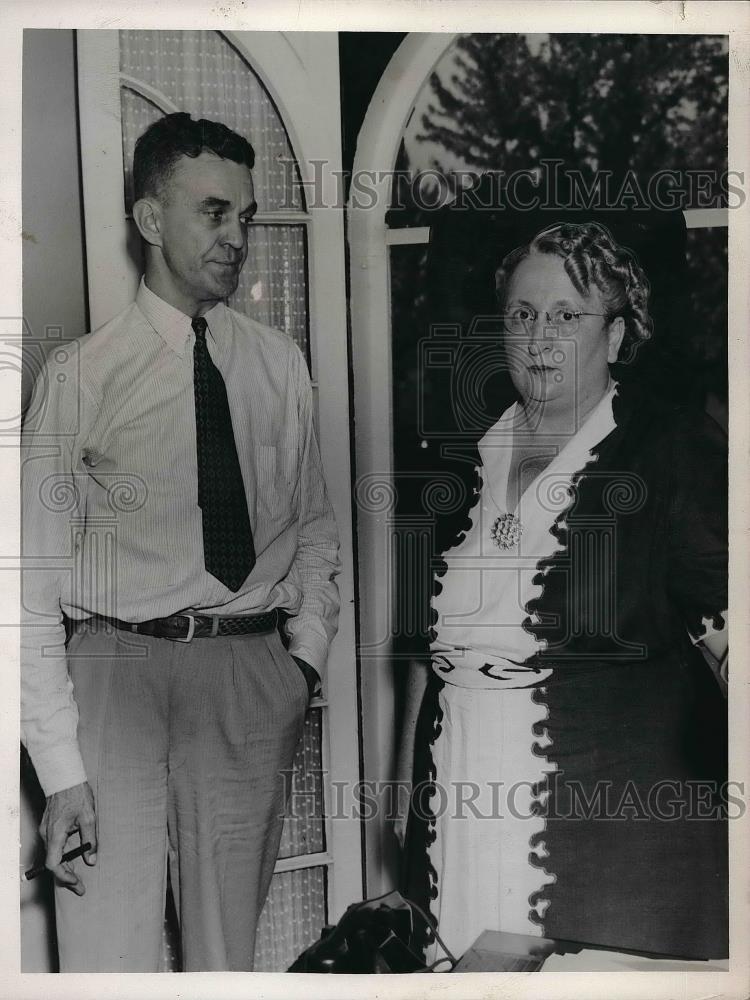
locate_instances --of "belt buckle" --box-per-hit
[172,614,196,642]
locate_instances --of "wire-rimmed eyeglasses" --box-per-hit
[501,307,608,337]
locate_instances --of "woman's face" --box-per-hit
[503,252,624,417]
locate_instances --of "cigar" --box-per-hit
[24,842,93,881]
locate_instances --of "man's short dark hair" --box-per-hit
[133,112,256,202]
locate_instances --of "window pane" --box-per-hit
[232,223,309,358]
[119,29,304,213]
[277,707,325,858]
[254,866,328,971]
[685,227,727,366]
[396,33,728,214]
[684,226,727,423]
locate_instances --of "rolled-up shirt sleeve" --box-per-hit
[21,346,91,796]
[283,346,341,682]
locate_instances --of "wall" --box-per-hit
[22,28,87,410]
[21,28,87,971]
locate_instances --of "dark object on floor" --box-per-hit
[288,890,455,973]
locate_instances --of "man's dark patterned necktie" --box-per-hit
[192,316,255,591]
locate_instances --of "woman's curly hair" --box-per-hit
[495,222,653,362]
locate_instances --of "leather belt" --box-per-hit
[93,609,279,642]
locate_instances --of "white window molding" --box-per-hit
[348,32,458,896]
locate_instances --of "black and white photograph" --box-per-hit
[6,1,749,996]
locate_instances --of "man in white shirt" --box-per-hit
[21,112,340,971]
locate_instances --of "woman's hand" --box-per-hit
[699,619,728,698]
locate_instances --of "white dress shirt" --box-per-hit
[21,278,341,795]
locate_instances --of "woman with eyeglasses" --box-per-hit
[399,221,728,964]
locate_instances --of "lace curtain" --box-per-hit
[119,30,308,353]
[119,29,303,213]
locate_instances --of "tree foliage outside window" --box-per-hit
[416,34,727,192]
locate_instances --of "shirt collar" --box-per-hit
[478,378,619,466]
[477,380,619,514]
[135,277,229,357]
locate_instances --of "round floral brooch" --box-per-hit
[490,512,523,549]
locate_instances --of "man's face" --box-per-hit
[155,150,256,314]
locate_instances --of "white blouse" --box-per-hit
[430,383,619,689]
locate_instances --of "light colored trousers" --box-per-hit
[55,621,309,972]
